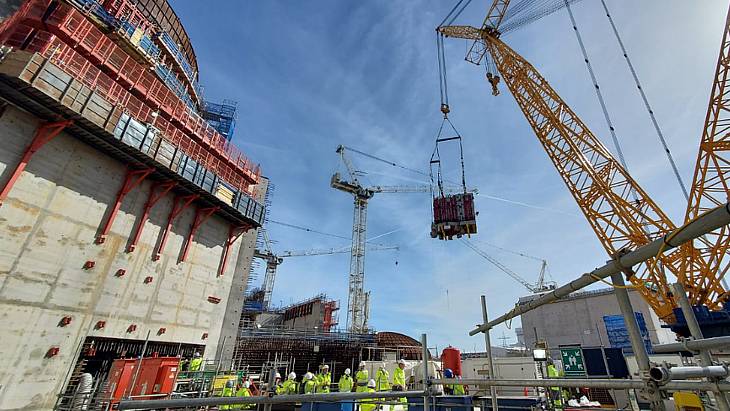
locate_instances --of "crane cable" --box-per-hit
[600,0,689,201]
[437,33,450,116]
[563,0,640,206]
[429,117,468,198]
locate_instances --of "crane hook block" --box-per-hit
[440,103,451,118]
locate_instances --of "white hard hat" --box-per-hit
[380,362,387,369]
[322,364,329,370]
[275,372,281,379]
[305,372,314,380]
[344,368,351,375]
[243,380,251,388]
[288,372,296,380]
[359,361,366,367]
[398,359,407,365]
[193,352,201,358]
[367,379,376,388]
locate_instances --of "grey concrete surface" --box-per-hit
[0,106,260,410]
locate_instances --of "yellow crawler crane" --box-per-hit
[438,1,730,334]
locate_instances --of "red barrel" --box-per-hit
[441,346,462,377]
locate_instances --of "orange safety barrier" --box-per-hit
[5,0,260,185]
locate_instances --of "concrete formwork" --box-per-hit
[0,105,262,410]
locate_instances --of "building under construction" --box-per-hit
[0,0,266,409]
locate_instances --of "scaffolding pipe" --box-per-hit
[433,378,730,392]
[421,333,430,411]
[472,202,730,334]
[117,390,428,410]
[650,366,729,384]
[671,283,730,411]
[653,336,730,354]
[611,272,651,374]
[671,283,714,366]
[480,295,498,411]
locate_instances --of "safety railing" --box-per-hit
[3,0,260,185]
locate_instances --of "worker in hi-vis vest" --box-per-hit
[189,352,203,371]
[317,364,332,393]
[303,372,317,394]
[547,359,564,409]
[220,379,236,410]
[355,362,369,392]
[392,359,408,408]
[339,368,354,392]
[375,363,391,392]
[357,379,378,411]
[277,372,298,395]
[231,380,254,410]
[443,369,465,395]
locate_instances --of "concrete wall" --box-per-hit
[0,106,260,410]
[215,178,267,369]
[283,300,324,330]
[520,288,675,357]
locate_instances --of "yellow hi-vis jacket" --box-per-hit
[392,367,406,387]
[355,369,369,392]
[316,372,331,393]
[375,369,391,391]
[339,375,353,392]
[358,388,377,411]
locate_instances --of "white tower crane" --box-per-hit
[331,145,478,332]
[253,227,398,310]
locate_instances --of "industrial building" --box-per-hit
[520,287,676,357]
[0,0,266,409]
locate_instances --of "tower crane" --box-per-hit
[437,1,730,333]
[461,240,555,293]
[253,228,398,310]
[332,144,477,332]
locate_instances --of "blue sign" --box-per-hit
[603,313,653,354]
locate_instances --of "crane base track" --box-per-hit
[666,306,730,338]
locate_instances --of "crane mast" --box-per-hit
[332,145,475,332]
[254,225,396,311]
[438,23,684,320]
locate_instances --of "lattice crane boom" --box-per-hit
[439,18,684,320]
[682,5,730,308]
[462,240,537,292]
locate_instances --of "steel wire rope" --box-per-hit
[599,0,689,201]
[563,0,640,207]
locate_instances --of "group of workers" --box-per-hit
[220,379,254,410]
[213,359,473,411]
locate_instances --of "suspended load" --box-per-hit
[430,119,477,240]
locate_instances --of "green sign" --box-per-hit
[560,347,586,377]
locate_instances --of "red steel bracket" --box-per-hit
[217,225,251,277]
[153,194,199,261]
[0,120,72,206]
[179,206,219,263]
[127,181,176,252]
[96,167,154,244]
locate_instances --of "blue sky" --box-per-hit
[172,0,728,352]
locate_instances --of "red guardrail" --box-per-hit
[10,0,260,184]
[0,22,257,194]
